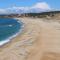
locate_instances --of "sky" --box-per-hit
[0,0,60,9]
[0,0,60,14]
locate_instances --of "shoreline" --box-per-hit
[0,18,24,46]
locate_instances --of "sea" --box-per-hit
[0,18,22,46]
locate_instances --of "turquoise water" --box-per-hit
[0,18,22,41]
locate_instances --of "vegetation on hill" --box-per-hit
[0,11,60,18]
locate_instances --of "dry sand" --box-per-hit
[0,17,60,60]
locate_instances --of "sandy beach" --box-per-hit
[0,17,60,60]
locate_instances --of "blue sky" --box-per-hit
[0,0,60,9]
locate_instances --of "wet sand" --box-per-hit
[0,17,60,60]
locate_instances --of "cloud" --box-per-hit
[12,2,51,10]
[0,2,51,14]
[0,9,7,14]
[32,2,51,10]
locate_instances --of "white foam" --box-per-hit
[0,39,10,46]
[9,25,12,27]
